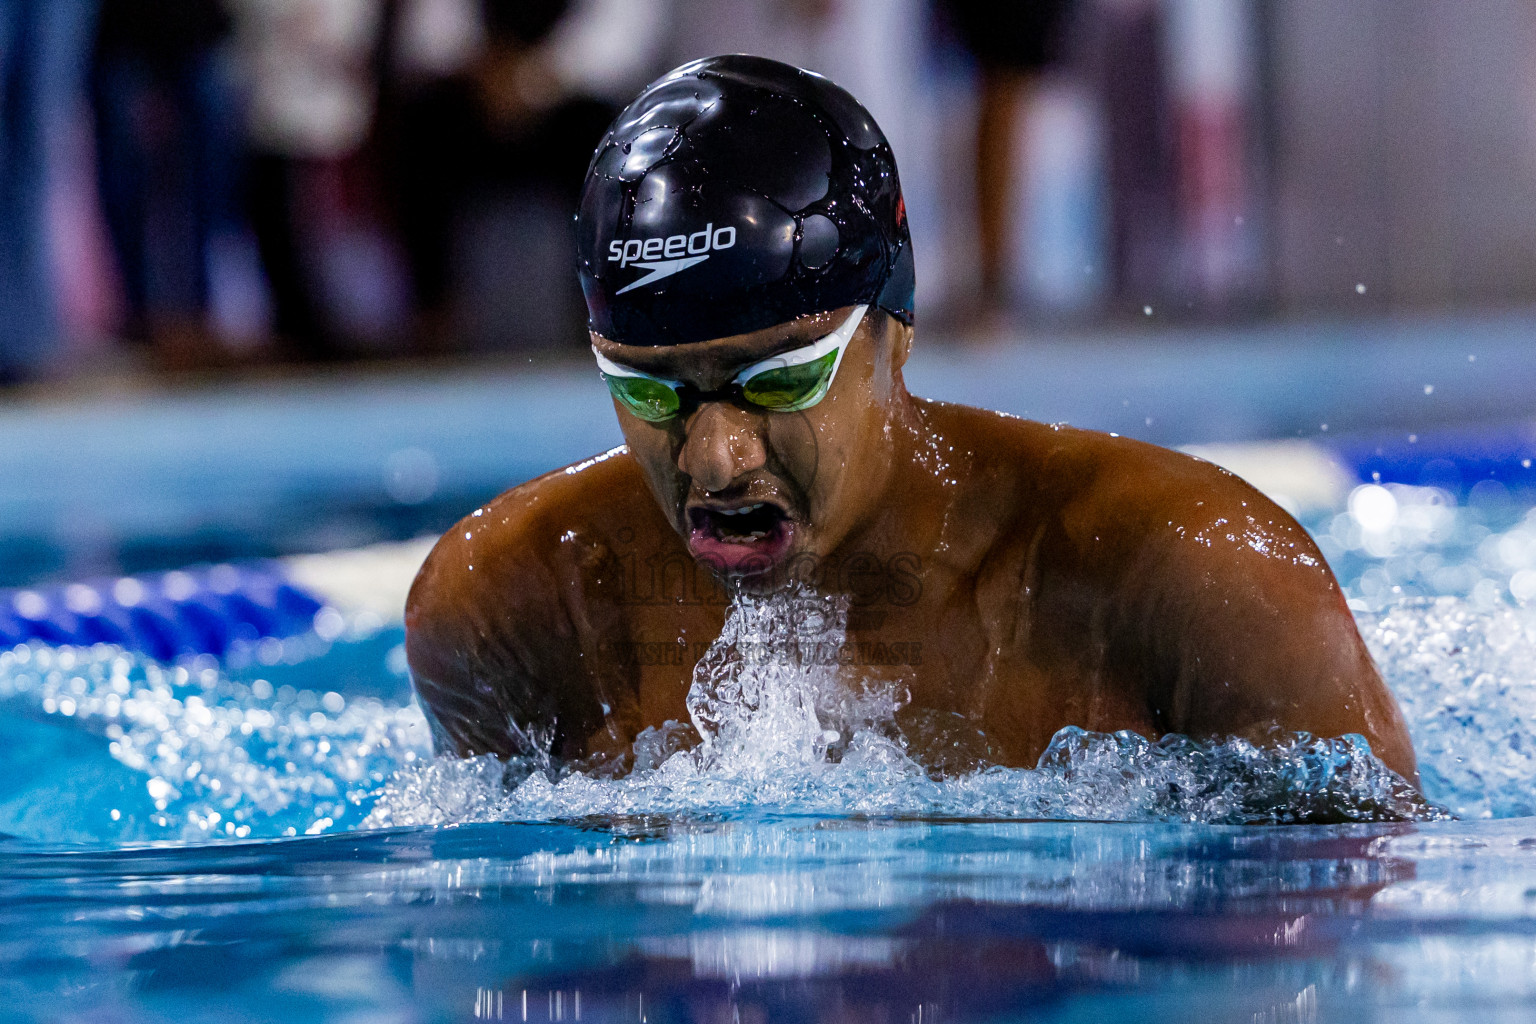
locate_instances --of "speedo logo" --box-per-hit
[607,223,736,295]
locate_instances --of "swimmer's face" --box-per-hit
[592,307,912,579]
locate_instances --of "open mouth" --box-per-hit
[686,501,795,574]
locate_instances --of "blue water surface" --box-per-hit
[7,815,1536,1023]
[2,475,1536,1021]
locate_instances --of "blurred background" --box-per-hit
[2,0,1535,590]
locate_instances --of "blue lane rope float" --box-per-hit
[0,563,324,662]
[1332,421,1536,494]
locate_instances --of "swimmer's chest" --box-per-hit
[867,591,1158,764]
[608,583,1156,762]
[618,600,723,725]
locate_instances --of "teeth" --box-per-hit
[720,530,770,544]
[716,503,765,516]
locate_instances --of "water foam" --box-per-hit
[9,585,1536,841]
[684,587,853,770]
[363,587,1443,829]
[1362,598,1536,818]
[0,642,430,841]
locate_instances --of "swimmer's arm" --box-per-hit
[1114,469,1418,784]
[404,530,600,761]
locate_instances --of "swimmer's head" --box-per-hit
[584,57,918,580]
[576,55,914,348]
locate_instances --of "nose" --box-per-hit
[677,401,767,492]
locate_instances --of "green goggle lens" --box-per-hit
[596,303,864,423]
[739,349,839,411]
[602,373,682,422]
[602,347,840,422]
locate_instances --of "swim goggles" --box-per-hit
[592,304,867,423]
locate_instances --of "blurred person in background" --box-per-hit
[0,0,99,382]
[1088,0,1175,309]
[386,0,669,354]
[1077,0,1261,314]
[934,0,1077,329]
[229,0,406,361]
[91,0,255,369]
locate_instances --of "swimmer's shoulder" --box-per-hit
[412,443,670,585]
[933,402,1260,506]
[482,442,656,526]
[1031,424,1306,546]
[1029,421,1335,602]
[406,447,662,756]
[933,402,1318,566]
[921,399,1214,506]
[405,446,668,656]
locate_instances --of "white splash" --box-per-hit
[9,588,1533,843]
[1361,597,1536,818]
[0,642,431,841]
[684,586,848,771]
[364,587,1441,829]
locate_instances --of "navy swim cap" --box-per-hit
[576,55,914,347]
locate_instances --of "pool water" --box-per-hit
[3,454,1536,1020]
[13,816,1536,1023]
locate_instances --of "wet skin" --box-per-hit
[405,308,1418,783]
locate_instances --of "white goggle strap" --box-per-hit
[592,346,684,389]
[592,302,867,390]
[730,304,868,386]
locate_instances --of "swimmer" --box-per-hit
[405,55,1417,783]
